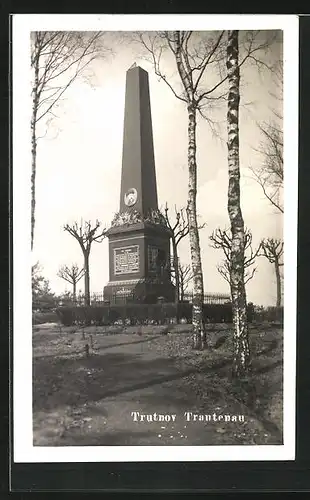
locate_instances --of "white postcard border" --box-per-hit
[12,14,299,463]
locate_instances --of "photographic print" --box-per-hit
[13,15,298,463]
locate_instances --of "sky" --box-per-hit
[32,30,284,306]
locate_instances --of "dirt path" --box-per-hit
[33,327,282,446]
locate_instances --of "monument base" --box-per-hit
[104,278,175,304]
[104,221,175,305]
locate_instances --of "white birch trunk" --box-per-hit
[83,251,91,307]
[226,30,251,377]
[173,32,206,348]
[187,103,205,350]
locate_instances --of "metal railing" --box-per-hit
[90,291,231,306]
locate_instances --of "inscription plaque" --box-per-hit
[114,245,140,275]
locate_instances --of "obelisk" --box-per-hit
[103,65,174,304]
[119,65,158,216]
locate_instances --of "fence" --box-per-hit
[90,291,231,306]
[182,292,231,305]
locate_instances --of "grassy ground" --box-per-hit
[33,322,283,446]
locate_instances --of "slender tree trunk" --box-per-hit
[187,103,205,350]
[275,260,281,307]
[72,280,77,303]
[83,251,90,306]
[172,239,180,303]
[227,30,251,377]
[31,59,39,251]
[180,278,185,302]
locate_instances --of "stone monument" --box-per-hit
[103,65,175,304]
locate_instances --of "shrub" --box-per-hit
[32,311,59,325]
[57,302,249,327]
[56,301,258,327]
[253,305,283,323]
[203,303,232,323]
[56,307,75,326]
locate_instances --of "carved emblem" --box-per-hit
[124,188,138,207]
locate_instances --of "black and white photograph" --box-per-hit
[13,14,298,463]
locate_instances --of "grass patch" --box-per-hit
[33,323,283,446]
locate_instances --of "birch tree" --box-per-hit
[226,30,251,377]
[57,263,85,302]
[136,30,276,349]
[137,31,229,349]
[31,31,107,250]
[63,220,106,306]
[260,238,284,307]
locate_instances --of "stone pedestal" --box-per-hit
[104,222,175,304]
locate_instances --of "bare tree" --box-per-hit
[164,205,188,303]
[226,30,251,377]
[57,263,85,302]
[163,203,205,302]
[31,31,108,249]
[63,220,106,306]
[260,238,284,307]
[170,260,195,302]
[209,227,261,286]
[163,203,205,303]
[250,121,283,213]
[249,61,283,213]
[179,263,195,302]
